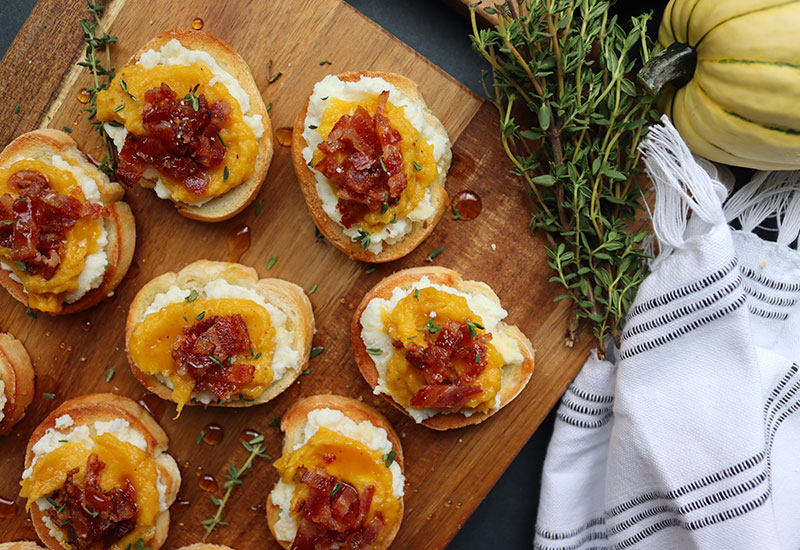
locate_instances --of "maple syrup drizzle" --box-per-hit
[173,498,191,513]
[198,474,218,493]
[81,320,92,332]
[240,428,262,443]
[203,423,224,445]
[249,502,266,516]
[191,17,204,30]
[275,127,293,148]
[0,496,17,518]
[226,224,251,263]
[451,190,482,221]
[194,466,204,478]
[77,88,91,104]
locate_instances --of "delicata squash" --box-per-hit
[353,267,535,429]
[640,0,800,170]
[18,394,180,550]
[125,260,314,415]
[267,395,405,550]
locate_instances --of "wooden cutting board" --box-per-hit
[0,1,594,548]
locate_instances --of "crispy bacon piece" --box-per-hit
[315,91,408,227]
[291,467,383,550]
[171,314,255,400]
[0,170,107,279]
[116,83,229,194]
[46,454,138,550]
[402,319,491,410]
[410,384,483,410]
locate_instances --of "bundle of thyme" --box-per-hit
[470,0,660,356]
[78,1,118,177]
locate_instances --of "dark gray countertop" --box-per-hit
[0,1,562,548]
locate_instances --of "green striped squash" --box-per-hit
[639,0,800,170]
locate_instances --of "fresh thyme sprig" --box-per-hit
[470,0,659,356]
[201,435,271,539]
[78,1,118,177]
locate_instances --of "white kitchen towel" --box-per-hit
[534,116,800,550]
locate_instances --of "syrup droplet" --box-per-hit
[173,498,191,513]
[77,88,91,104]
[226,224,250,263]
[240,428,261,443]
[191,17,204,30]
[137,392,166,420]
[0,496,17,518]
[198,474,218,493]
[59,341,66,350]
[124,261,140,280]
[445,499,452,507]
[45,330,52,337]
[81,320,92,332]
[194,466,204,478]
[249,502,266,516]
[451,190,482,221]
[275,127,293,148]
[456,502,463,508]
[426,513,433,520]
[203,423,224,445]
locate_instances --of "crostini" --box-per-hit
[95,30,272,222]
[293,71,452,262]
[0,543,46,550]
[175,545,235,550]
[0,129,135,314]
[352,267,535,429]
[0,333,35,436]
[18,394,180,550]
[267,395,405,550]
[126,260,314,416]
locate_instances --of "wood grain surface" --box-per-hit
[0,1,592,548]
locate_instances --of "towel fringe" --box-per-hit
[639,115,728,265]
[723,170,800,248]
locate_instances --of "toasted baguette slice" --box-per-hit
[125,260,314,409]
[266,394,404,550]
[292,71,451,262]
[0,333,35,436]
[114,30,272,222]
[352,266,535,430]
[0,129,135,315]
[175,546,235,550]
[23,394,180,550]
[0,543,46,550]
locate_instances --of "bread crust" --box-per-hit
[0,333,35,436]
[23,394,180,550]
[0,543,46,550]
[266,394,404,550]
[0,129,136,315]
[174,546,235,550]
[123,30,272,222]
[351,266,535,430]
[292,71,450,262]
[125,260,314,409]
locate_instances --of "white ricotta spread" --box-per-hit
[140,279,300,400]
[37,498,67,544]
[64,223,108,304]
[271,407,405,541]
[302,75,452,254]
[360,276,524,422]
[0,378,6,424]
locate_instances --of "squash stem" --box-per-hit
[637,42,697,95]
